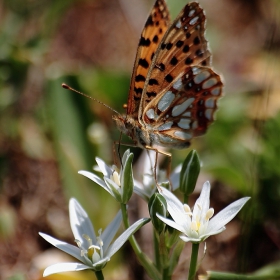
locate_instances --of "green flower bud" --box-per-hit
[121,152,134,203]
[179,150,200,195]
[148,193,167,234]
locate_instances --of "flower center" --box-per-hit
[75,229,104,263]
[184,203,214,234]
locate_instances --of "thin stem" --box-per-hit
[188,243,199,280]
[95,270,104,280]
[120,203,161,280]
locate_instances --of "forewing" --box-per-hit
[127,0,170,118]
[142,66,223,143]
[140,2,211,121]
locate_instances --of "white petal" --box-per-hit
[91,257,110,270]
[43,262,90,276]
[106,218,149,258]
[169,164,182,191]
[200,226,225,240]
[160,187,190,230]
[102,211,122,252]
[78,170,113,195]
[134,179,156,201]
[39,233,84,263]
[208,197,250,233]
[156,214,186,233]
[96,157,112,177]
[193,181,210,219]
[179,235,201,243]
[69,198,96,248]
[104,177,122,200]
[133,182,149,201]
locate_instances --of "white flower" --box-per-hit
[79,149,182,201]
[134,151,182,201]
[39,198,149,276]
[157,181,250,243]
[133,152,158,200]
[79,150,133,203]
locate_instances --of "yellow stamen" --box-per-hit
[183,204,192,215]
[205,208,214,220]
[111,170,121,186]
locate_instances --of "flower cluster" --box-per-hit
[39,150,250,278]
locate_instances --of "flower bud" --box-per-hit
[121,151,134,203]
[148,193,167,234]
[179,150,200,195]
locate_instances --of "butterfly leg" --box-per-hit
[112,141,140,168]
[112,132,125,167]
[145,145,172,189]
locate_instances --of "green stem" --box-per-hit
[153,230,161,270]
[95,270,104,280]
[162,266,171,280]
[205,271,280,279]
[188,243,199,280]
[120,203,161,280]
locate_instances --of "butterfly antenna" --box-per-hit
[62,83,121,116]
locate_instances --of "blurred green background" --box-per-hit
[0,0,280,279]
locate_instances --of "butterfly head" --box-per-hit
[112,114,151,148]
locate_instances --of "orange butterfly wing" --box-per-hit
[126,0,170,118]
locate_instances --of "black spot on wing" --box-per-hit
[170,56,178,66]
[193,36,200,45]
[135,74,146,82]
[139,58,149,69]
[176,40,184,48]
[153,35,159,43]
[195,49,203,57]
[166,42,173,50]
[164,74,173,83]
[185,57,193,65]
[147,91,157,98]
[148,79,159,86]
[139,37,151,47]
[183,45,190,53]
[134,87,143,94]
[157,63,165,71]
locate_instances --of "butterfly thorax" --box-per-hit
[113,114,152,147]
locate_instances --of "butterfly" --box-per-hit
[112,0,223,152]
[63,0,223,168]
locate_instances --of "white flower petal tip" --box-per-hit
[43,263,90,277]
[159,182,250,243]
